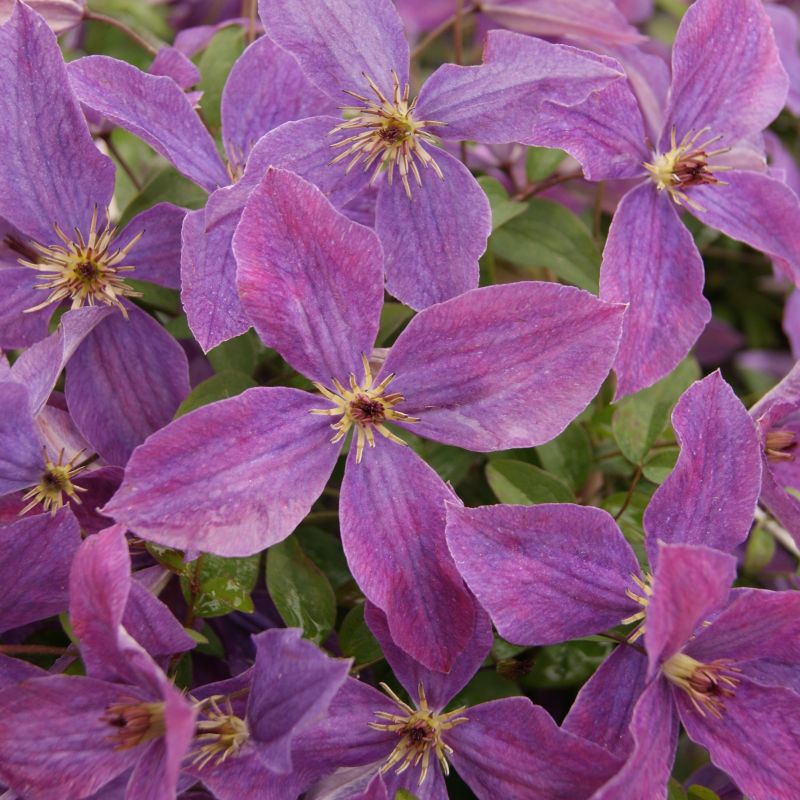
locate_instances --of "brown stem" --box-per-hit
[597,631,645,654]
[102,134,143,192]
[83,11,159,57]
[512,169,585,202]
[592,181,605,241]
[614,465,642,521]
[410,2,478,60]
[597,441,677,462]
[0,644,76,656]
[244,0,258,45]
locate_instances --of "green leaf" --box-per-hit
[477,176,528,230]
[535,423,592,490]
[339,605,383,667]
[181,553,261,618]
[667,779,689,800]
[601,490,650,567]
[486,459,574,505]
[296,526,352,589]
[395,791,420,800]
[175,371,258,417]
[611,357,700,464]
[128,280,181,315]
[145,543,189,574]
[196,27,246,134]
[409,437,476,485]
[491,199,600,291]
[378,302,414,345]
[641,447,679,484]
[745,520,776,574]
[686,786,720,800]
[207,330,261,376]
[119,166,208,228]
[523,639,613,689]
[526,146,567,182]
[267,536,337,643]
[450,670,521,709]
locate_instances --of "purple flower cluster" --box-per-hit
[1,0,800,798]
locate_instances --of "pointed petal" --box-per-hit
[646,543,736,673]
[123,581,195,660]
[67,55,229,191]
[364,603,493,710]
[258,0,410,99]
[0,2,114,243]
[104,387,339,556]
[447,698,624,800]
[446,503,640,645]
[340,444,475,673]
[600,183,711,399]
[64,304,191,466]
[643,372,762,566]
[383,283,624,450]
[234,169,383,384]
[0,508,81,633]
[416,31,625,144]
[0,381,43,494]
[662,0,787,146]
[676,679,800,800]
[375,148,489,309]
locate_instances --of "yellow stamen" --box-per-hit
[19,447,89,517]
[662,652,741,718]
[102,700,166,749]
[621,572,654,643]
[188,694,250,769]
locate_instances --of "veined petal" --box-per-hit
[446,503,641,645]
[383,282,624,450]
[0,2,115,243]
[103,387,339,556]
[643,372,762,567]
[0,267,52,348]
[234,169,384,384]
[0,381,43,494]
[600,183,711,399]
[340,443,475,673]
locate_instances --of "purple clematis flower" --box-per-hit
[530,0,800,397]
[294,604,624,800]
[257,0,626,309]
[0,0,84,33]
[105,168,624,671]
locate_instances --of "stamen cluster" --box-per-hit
[19,447,89,516]
[662,653,741,718]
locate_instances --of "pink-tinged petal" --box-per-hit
[365,603,492,710]
[416,31,625,144]
[149,46,200,88]
[759,464,800,548]
[0,267,51,348]
[643,372,762,566]
[384,283,624,450]
[258,0,410,99]
[235,169,383,384]
[614,0,651,23]
[71,465,123,534]
[0,0,85,34]
[340,444,475,673]
[65,304,191,466]
[0,508,81,633]
[783,290,800,360]
[646,544,736,673]
[354,775,388,800]
[247,629,351,773]
[676,679,800,800]
[180,205,251,353]
[448,698,624,800]
[600,183,711,399]
[0,381,43,494]
[9,306,113,415]
[768,5,800,116]
[0,652,46,689]
[0,675,144,800]
[446,503,640,645]
[689,171,800,284]
[0,2,115,243]
[104,387,339,556]
[563,645,649,758]
[750,360,800,430]
[591,678,679,800]
[67,56,229,192]
[116,203,186,290]
[375,148,489,309]
[662,0,787,146]
[123,581,195,660]
[685,588,800,666]
[221,35,336,162]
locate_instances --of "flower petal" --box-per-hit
[0,266,52,348]
[0,381,43,494]
[384,282,624,450]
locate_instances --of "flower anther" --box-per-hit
[662,652,741,718]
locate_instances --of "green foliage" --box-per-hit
[339,605,383,668]
[196,26,246,135]
[478,176,528,230]
[120,166,208,227]
[523,639,613,689]
[526,146,567,182]
[175,372,259,417]
[535,422,592,491]
[486,458,574,505]
[181,553,261,618]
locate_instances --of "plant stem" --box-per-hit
[83,11,159,57]
[614,465,642,520]
[102,134,143,192]
[512,169,585,202]
[410,2,477,60]
[0,644,76,656]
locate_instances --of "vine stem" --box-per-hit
[0,644,76,656]
[410,2,478,60]
[614,465,642,521]
[102,134,143,192]
[512,169,585,202]
[83,11,159,57]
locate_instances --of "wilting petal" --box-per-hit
[0,381,43,494]
[0,266,52,348]
[416,30,624,144]
[591,678,679,800]
[235,169,383,383]
[116,203,186,289]
[258,0,410,99]
[365,603,492,710]
[689,171,800,284]
[65,304,191,466]
[448,698,624,800]
[384,283,624,450]
[0,2,115,243]
[104,387,339,556]
[221,35,336,163]
[247,629,350,773]
[646,544,736,672]
[68,56,229,192]
[676,679,800,800]
[643,372,762,566]
[446,503,640,645]
[600,182,711,399]
[375,148,489,309]
[0,508,81,633]
[340,443,475,673]
[562,645,649,758]
[662,0,787,146]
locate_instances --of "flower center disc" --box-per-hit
[20,447,89,517]
[662,652,741,718]
[189,694,250,769]
[102,700,166,750]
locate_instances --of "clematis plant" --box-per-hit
[106,168,624,671]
